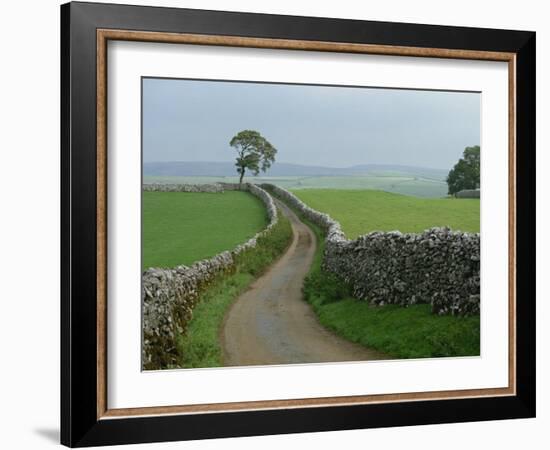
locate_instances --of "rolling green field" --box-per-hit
[293,189,480,237]
[142,191,268,270]
[144,174,448,198]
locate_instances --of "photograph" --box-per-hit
[141,77,481,370]
[57,1,536,446]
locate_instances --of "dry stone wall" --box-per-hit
[143,183,224,193]
[263,184,347,243]
[456,189,480,199]
[324,229,480,316]
[142,183,277,369]
[262,184,480,316]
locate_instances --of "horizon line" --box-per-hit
[142,160,451,171]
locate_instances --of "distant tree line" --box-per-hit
[446,145,480,196]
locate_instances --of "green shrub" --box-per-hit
[303,270,350,305]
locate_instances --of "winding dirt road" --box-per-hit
[221,198,388,367]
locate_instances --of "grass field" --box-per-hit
[293,189,480,237]
[312,301,480,358]
[144,174,448,198]
[142,191,268,270]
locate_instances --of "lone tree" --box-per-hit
[230,130,277,187]
[446,145,480,196]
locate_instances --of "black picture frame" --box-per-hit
[61,1,536,447]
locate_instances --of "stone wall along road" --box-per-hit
[262,184,480,316]
[142,183,277,369]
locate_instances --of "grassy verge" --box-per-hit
[175,211,292,368]
[283,198,480,359]
[313,301,480,358]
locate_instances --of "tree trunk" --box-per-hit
[238,168,245,189]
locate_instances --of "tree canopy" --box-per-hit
[229,130,277,186]
[446,145,480,196]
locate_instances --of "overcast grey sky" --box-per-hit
[143,78,480,170]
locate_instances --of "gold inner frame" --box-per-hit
[96,29,517,420]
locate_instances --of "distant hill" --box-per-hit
[143,161,448,180]
[347,164,448,180]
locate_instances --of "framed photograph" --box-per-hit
[61,1,536,447]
